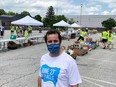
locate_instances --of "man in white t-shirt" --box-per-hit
[38,30,82,87]
[67,27,72,40]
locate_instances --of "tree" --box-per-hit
[21,11,31,16]
[0,9,6,15]
[102,18,116,30]
[43,6,55,28]
[7,11,16,16]
[67,18,75,24]
[54,15,67,23]
[34,15,42,22]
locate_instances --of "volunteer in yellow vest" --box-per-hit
[28,26,32,36]
[11,25,15,34]
[77,29,87,42]
[101,29,108,49]
[107,30,114,50]
[24,30,29,38]
[72,28,75,33]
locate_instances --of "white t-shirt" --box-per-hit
[0,26,4,31]
[39,52,82,87]
[68,28,72,35]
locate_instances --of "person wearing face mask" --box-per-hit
[38,30,82,87]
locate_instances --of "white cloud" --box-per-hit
[85,6,100,14]
[0,0,115,16]
[111,9,116,14]
[88,0,116,3]
[102,11,110,15]
[0,0,82,16]
[109,3,116,8]
[57,2,80,15]
[88,12,99,15]
[31,0,57,8]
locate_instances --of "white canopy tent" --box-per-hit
[11,15,43,26]
[71,23,81,28]
[53,20,70,27]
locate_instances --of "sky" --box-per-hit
[0,0,116,17]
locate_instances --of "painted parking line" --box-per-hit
[83,78,105,87]
[82,76,116,86]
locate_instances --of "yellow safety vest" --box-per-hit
[24,31,29,38]
[102,31,108,39]
[16,27,20,33]
[72,28,75,33]
[11,26,15,31]
[80,31,87,37]
[108,34,114,42]
[28,26,32,31]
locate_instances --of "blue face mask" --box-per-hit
[47,44,60,54]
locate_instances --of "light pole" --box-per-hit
[80,4,83,26]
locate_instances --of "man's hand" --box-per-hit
[38,76,41,87]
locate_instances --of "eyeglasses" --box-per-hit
[47,40,59,43]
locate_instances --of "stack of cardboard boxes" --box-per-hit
[85,37,98,49]
[61,37,99,59]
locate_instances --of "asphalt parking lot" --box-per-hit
[0,30,116,87]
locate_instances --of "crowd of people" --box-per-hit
[10,25,33,38]
[37,28,115,87]
[60,27,115,51]
[0,25,115,87]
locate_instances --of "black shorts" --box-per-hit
[77,36,84,41]
[102,39,107,42]
[11,30,14,33]
[28,30,32,33]
[1,31,4,36]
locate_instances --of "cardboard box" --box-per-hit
[71,48,79,59]
[86,38,92,42]
[82,44,90,50]
[67,46,79,59]
[76,49,88,56]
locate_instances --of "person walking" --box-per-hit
[28,25,32,36]
[38,30,82,87]
[101,29,108,49]
[67,27,72,41]
[10,25,15,35]
[107,30,114,50]
[77,29,87,42]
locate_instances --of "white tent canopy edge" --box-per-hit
[11,15,43,26]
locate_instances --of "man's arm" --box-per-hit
[71,84,79,87]
[38,76,41,87]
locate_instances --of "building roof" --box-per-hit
[65,15,116,28]
[0,14,26,22]
[0,15,12,21]
[11,14,26,21]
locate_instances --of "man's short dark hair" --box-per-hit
[44,30,62,43]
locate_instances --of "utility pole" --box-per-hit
[80,4,83,26]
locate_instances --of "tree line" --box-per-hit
[0,6,116,29]
[0,6,73,28]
